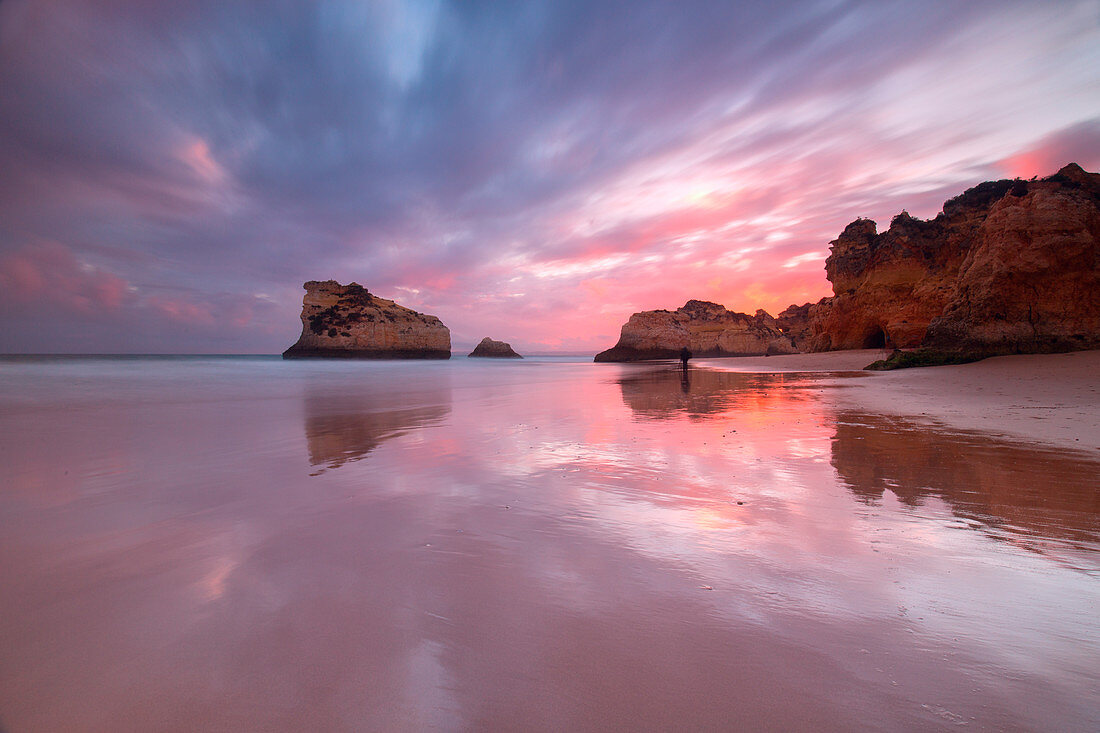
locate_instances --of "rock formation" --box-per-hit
[594,300,797,362]
[775,303,815,351]
[594,164,1098,363]
[283,280,451,359]
[804,163,1100,355]
[468,337,522,358]
[923,164,1100,353]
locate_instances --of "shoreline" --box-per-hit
[705,349,1100,454]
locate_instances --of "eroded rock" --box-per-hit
[807,163,1100,355]
[594,300,796,362]
[283,280,451,359]
[468,337,522,358]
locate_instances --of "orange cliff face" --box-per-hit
[805,163,1100,354]
[924,164,1100,353]
[283,280,451,359]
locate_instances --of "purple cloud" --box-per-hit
[1,0,1098,352]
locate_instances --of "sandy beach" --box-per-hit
[1,355,1098,731]
[706,349,1100,453]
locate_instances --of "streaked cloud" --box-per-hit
[1,0,1098,353]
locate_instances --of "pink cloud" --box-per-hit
[0,241,131,314]
[146,296,216,327]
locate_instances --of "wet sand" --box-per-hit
[1,356,1098,731]
[709,349,1100,452]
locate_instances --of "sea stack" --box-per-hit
[282,280,451,359]
[468,337,523,358]
[594,300,797,362]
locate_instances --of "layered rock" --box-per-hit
[468,337,522,358]
[594,164,1098,362]
[775,303,815,351]
[805,163,1100,354]
[924,164,1100,353]
[283,280,451,359]
[594,300,797,362]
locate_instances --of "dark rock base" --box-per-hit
[283,348,451,360]
[594,347,780,362]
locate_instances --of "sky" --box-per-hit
[1,0,1098,354]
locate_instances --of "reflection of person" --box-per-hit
[679,346,692,369]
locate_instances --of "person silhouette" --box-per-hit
[679,346,692,370]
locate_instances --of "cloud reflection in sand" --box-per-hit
[3,359,1100,730]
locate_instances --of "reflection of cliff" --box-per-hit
[618,367,815,419]
[304,388,451,470]
[831,413,1100,547]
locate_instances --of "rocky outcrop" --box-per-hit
[594,164,1098,363]
[594,300,797,362]
[775,303,815,351]
[806,163,1100,354]
[468,337,522,358]
[923,164,1100,353]
[283,280,451,359]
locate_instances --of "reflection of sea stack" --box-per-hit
[304,389,451,470]
[283,281,451,359]
[618,367,807,418]
[468,337,522,358]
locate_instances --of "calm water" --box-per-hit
[1,356,1098,732]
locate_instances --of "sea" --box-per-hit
[1,355,1098,731]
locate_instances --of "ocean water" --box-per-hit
[1,355,1098,731]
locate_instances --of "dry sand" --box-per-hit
[705,349,1100,453]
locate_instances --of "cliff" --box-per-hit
[806,163,1100,354]
[282,280,451,359]
[594,300,797,362]
[468,337,522,358]
[923,164,1100,353]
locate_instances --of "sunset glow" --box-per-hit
[1,1,1098,353]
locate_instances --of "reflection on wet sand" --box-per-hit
[832,412,1100,552]
[617,366,818,418]
[304,387,451,471]
[4,358,1100,731]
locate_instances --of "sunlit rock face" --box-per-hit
[594,300,797,362]
[924,164,1100,353]
[283,280,451,359]
[806,163,1100,354]
[468,337,522,358]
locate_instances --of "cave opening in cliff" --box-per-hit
[863,328,887,349]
